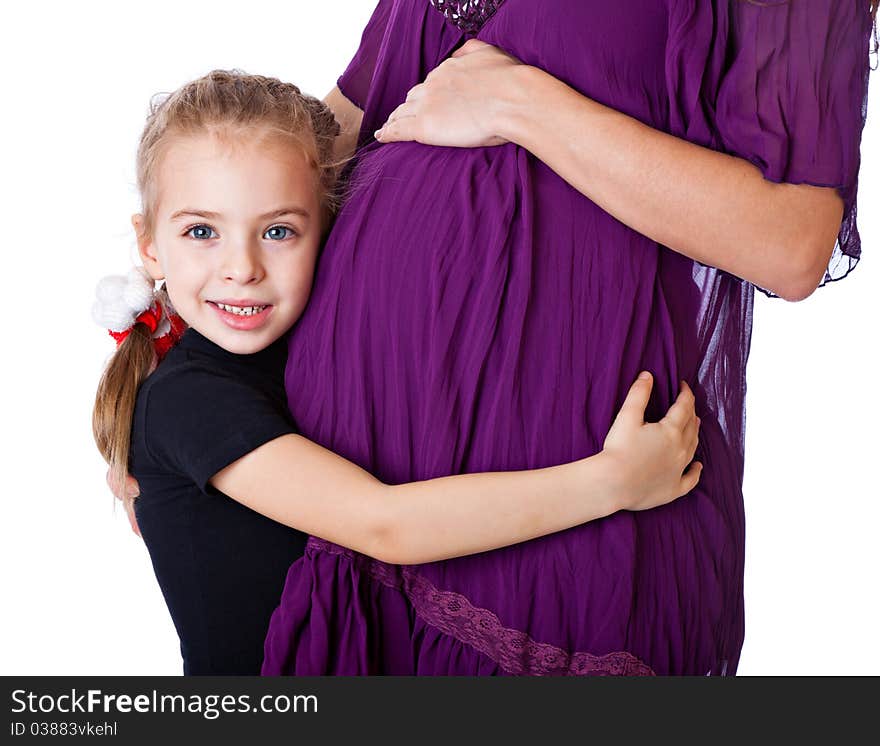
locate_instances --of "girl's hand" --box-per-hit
[601,372,702,512]
[374,39,522,148]
[106,468,142,537]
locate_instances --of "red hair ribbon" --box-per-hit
[108,304,186,363]
[153,312,187,362]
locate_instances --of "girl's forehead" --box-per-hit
[160,129,311,169]
[154,131,319,217]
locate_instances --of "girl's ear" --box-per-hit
[132,213,164,281]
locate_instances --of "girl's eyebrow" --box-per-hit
[260,207,311,221]
[170,209,220,221]
[169,207,311,221]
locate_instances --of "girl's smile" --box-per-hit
[208,299,274,330]
[133,131,323,355]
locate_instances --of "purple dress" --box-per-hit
[263,0,873,675]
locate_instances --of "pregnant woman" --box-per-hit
[263,0,876,675]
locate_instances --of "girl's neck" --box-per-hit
[176,327,290,371]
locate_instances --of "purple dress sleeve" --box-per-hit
[712,0,874,297]
[335,0,465,150]
[336,0,395,112]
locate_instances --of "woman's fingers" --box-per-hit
[451,38,491,57]
[385,102,415,125]
[376,117,416,143]
[405,83,426,102]
[376,103,419,142]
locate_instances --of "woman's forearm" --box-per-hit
[211,434,622,565]
[495,65,843,301]
[323,85,364,164]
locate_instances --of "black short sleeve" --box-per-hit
[141,362,295,493]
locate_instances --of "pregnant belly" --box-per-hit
[288,139,675,481]
[286,139,738,673]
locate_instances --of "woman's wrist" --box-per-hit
[492,63,537,144]
[493,64,563,147]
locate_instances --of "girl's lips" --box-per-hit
[207,301,274,331]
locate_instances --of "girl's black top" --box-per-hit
[130,328,307,675]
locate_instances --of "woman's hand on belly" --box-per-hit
[374,39,521,148]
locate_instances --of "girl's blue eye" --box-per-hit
[186,224,217,240]
[264,225,297,241]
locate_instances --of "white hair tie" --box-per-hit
[92,267,186,360]
[92,267,157,333]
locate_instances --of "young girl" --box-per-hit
[92,70,702,675]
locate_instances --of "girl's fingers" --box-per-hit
[615,371,653,425]
[105,469,118,499]
[681,415,698,453]
[661,380,696,429]
[679,461,703,496]
[125,475,140,500]
[106,469,140,500]
[106,468,125,500]
[126,504,141,537]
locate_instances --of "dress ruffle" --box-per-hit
[263,538,656,676]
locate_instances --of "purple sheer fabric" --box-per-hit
[706,0,872,294]
[262,0,874,675]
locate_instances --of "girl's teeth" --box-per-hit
[216,303,267,316]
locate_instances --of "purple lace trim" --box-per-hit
[429,0,507,35]
[306,537,656,676]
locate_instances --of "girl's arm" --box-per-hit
[211,374,700,565]
[212,433,618,565]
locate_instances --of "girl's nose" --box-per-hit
[222,242,264,284]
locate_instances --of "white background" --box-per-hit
[1,1,877,675]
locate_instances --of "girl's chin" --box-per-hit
[193,323,281,356]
